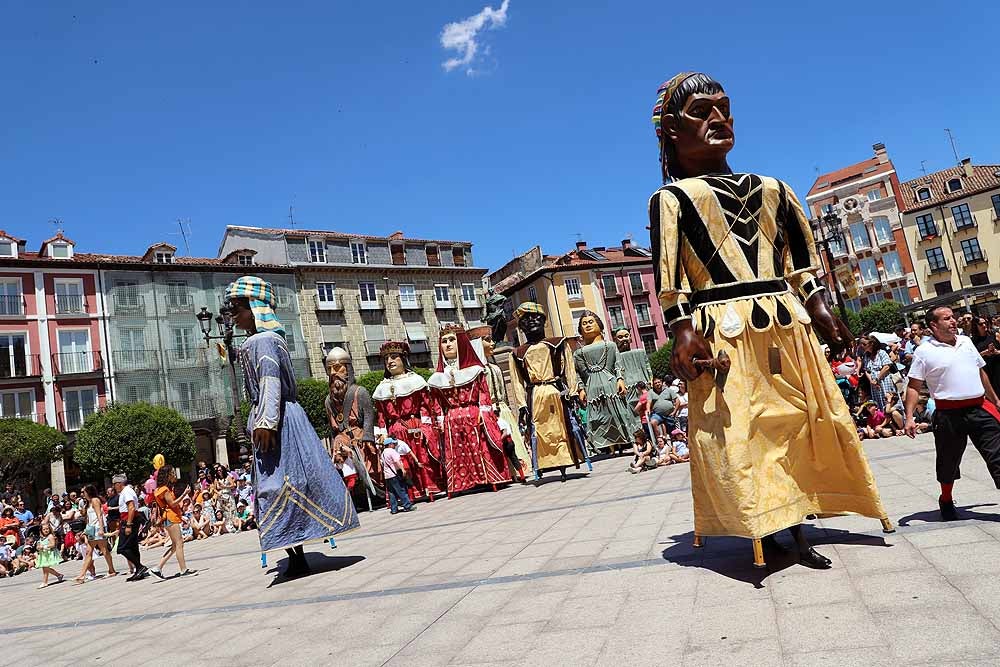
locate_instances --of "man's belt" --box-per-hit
[690,279,788,308]
[936,396,986,410]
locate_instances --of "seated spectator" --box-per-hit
[234,501,257,531]
[669,428,690,463]
[0,540,15,577]
[911,398,933,434]
[0,507,22,547]
[884,392,906,433]
[654,435,673,465]
[629,431,656,474]
[189,504,212,539]
[141,525,168,549]
[236,478,253,507]
[212,510,230,535]
[13,500,35,534]
[859,403,893,439]
[14,540,35,573]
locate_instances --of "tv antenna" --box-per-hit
[944,128,960,164]
[49,218,65,235]
[920,161,928,177]
[288,205,295,228]
[169,218,192,255]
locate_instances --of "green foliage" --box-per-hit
[648,339,674,380]
[842,308,863,336]
[297,377,332,439]
[0,418,65,485]
[228,400,251,442]
[74,403,196,482]
[356,367,433,396]
[858,300,904,335]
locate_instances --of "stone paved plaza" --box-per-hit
[6,432,1000,665]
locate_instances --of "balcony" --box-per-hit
[434,297,456,310]
[918,227,940,242]
[874,234,894,248]
[112,349,160,372]
[0,295,24,316]
[925,263,950,277]
[111,292,146,316]
[164,294,195,314]
[630,283,650,296]
[0,413,46,425]
[952,215,978,234]
[172,398,218,420]
[962,250,988,268]
[636,316,657,328]
[461,297,480,309]
[52,351,103,375]
[55,295,86,315]
[603,286,622,299]
[314,294,342,311]
[58,407,98,432]
[0,353,41,381]
[356,295,384,311]
[165,347,208,368]
[397,295,422,310]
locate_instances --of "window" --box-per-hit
[926,247,948,272]
[0,279,22,315]
[866,189,882,201]
[50,244,71,259]
[308,239,327,263]
[452,247,467,267]
[527,285,537,302]
[858,258,881,285]
[971,272,990,287]
[461,283,477,304]
[628,273,645,294]
[426,246,441,266]
[601,274,618,296]
[890,285,911,305]
[54,279,85,314]
[172,327,195,360]
[868,291,885,304]
[872,216,893,244]
[845,297,862,313]
[358,281,378,306]
[882,252,904,279]
[564,277,582,301]
[285,329,297,354]
[398,284,417,308]
[961,238,984,263]
[57,330,91,373]
[434,284,451,306]
[993,194,1000,220]
[933,280,953,296]
[0,389,33,420]
[0,240,13,257]
[350,241,367,265]
[0,333,28,379]
[641,334,657,354]
[316,282,337,308]
[821,203,834,215]
[829,235,846,256]
[608,306,625,329]
[117,328,148,369]
[154,251,173,264]
[165,280,190,311]
[635,303,652,325]
[917,188,931,201]
[916,213,938,239]
[391,244,406,266]
[849,222,870,250]
[62,387,97,430]
[947,178,963,192]
[952,203,975,230]
[237,253,254,266]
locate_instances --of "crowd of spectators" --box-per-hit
[0,459,259,586]
[630,376,690,473]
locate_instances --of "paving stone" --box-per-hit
[687,597,778,648]
[775,601,884,654]
[682,638,783,667]
[875,605,1000,663]
[853,569,967,612]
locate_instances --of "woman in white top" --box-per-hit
[74,485,118,583]
[675,380,689,433]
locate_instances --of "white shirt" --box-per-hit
[394,441,412,457]
[908,335,985,401]
[117,485,139,515]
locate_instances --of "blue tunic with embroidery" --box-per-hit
[239,331,360,552]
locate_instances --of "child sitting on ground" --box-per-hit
[629,431,657,473]
[669,428,690,463]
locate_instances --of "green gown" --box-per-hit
[618,348,653,414]
[573,340,643,450]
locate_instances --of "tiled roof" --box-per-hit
[807,158,894,198]
[0,250,291,272]
[225,225,473,247]
[494,243,653,294]
[0,230,24,243]
[38,232,75,253]
[899,164,1000,213]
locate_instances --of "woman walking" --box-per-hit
[74,485,118,584]
[35,523,64,588]
[150,467,195,579]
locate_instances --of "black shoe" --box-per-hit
[761,535,791,554]
[150,568,165,580]
[940,497,958,521]
[798,548,832,569]
[402,506,414,512]
[390,510,398,515]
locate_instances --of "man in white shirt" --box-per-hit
[113,474,148,581]
[905,306,1000,521]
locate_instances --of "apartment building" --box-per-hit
[806,143,921,312]
[217,226,488,376]
[489,240,669,353]
[897,158,1000,313]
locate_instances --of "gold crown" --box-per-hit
[439,323,465,335]
[379,340,409,357]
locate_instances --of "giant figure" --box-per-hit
[372,341,444,501]
[648,72,891,569]
[429,324,511,495]
[324,346,381,504]
[613,327,653,417]
[509,302,591,481]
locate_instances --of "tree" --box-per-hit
[297,377,332,439]
[74,403,196,482]
[356,367,433,396]
[859,300,904,335]
[649,339,674,379]
[0,418,65,486]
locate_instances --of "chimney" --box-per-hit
[872,142,888,164]
[575,240,587,251]
[961,157,974,179]
[621,238,632,250]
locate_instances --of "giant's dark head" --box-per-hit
[652,73,733,182]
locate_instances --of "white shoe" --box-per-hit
[85,573,96,581]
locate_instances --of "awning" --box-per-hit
[320,324,343,342]
[404,322,428,342]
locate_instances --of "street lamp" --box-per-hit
[814,211,851,322]
[196,305,248,462]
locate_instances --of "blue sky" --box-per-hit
[2,2,997,271]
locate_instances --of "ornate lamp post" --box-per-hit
[196,305,248,462]
[814,211,851,323]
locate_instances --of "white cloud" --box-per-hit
[440,0,510,75]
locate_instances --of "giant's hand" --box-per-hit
[253,428,277,454]
[616,379,627,398]
[578,389,587,404]
[671,324,713,381]
[806,293,853,355]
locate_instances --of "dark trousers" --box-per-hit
[934,406,1000,487]
[116,518,142,568]
[386,476,412,513]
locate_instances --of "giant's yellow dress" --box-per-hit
[650,173,888,538]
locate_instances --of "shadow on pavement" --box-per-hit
[532,472,589,487]
[659,526,892,589]
[266,554,366,587]
[898,502,1000,526]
